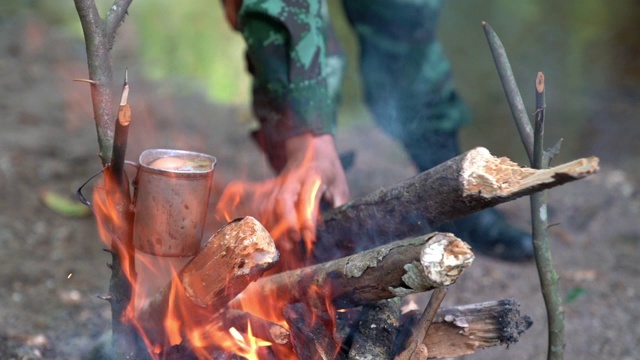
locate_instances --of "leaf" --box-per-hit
[40,190,91,218]
[565,286,587,304]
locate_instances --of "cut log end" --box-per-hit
[420,233,474,287]
[461,147,599,198]
[182,216,279,308]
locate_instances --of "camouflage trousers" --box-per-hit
[229,0,471,165]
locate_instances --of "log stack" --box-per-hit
[134,149,598,359]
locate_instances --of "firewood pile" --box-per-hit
[132,148,597,359]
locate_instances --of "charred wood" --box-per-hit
[347,298,401,360]
[401,298,533,359]
[284,303,346,360]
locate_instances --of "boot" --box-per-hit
[405,130,534,262]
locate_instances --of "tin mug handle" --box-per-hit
[75,161,141,211]
[125,160,141,207]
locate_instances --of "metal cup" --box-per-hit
[132,149,216,257]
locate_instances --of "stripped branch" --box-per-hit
[531,72,565,360]
[482,20,567,359]
[482,21,534,163]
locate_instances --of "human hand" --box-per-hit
[215,133,349,252]
[273,133,350,247]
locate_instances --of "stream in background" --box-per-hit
[6,0,639,173]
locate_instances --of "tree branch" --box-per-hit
[106,0,134,43]
[482,21,534,163]
[73,0,129,164]
[531,72,565,360]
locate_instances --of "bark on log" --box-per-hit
[232,232,473,311]
[314,147,599,262]
[413,298,532,359]
[137,217,278,346]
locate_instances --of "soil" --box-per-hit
[1,13,639,360]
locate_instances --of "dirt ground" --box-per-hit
[1,14,639,360]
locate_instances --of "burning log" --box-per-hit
[232,232,473,311]
[402,298,532,359]
[175,309,292,359]
[138,217,278,345]
[220,309,290,346]
[179,217,278,309]
[314,147,599,261]
[284,302,345,360]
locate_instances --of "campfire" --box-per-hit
[90,140,597,359]
[72,3,600,358]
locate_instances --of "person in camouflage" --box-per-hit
[222,0,533,261]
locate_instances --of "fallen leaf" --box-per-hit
[40,190,91,218]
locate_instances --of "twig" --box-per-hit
[106,0,134,42]
[531,72,565,360]
[393,288,448,360]
[482,21,534,163]
[73,78,97,84]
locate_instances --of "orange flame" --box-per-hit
[163,278,183,347]
[229,324,272,360]
[90,134,340,358]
